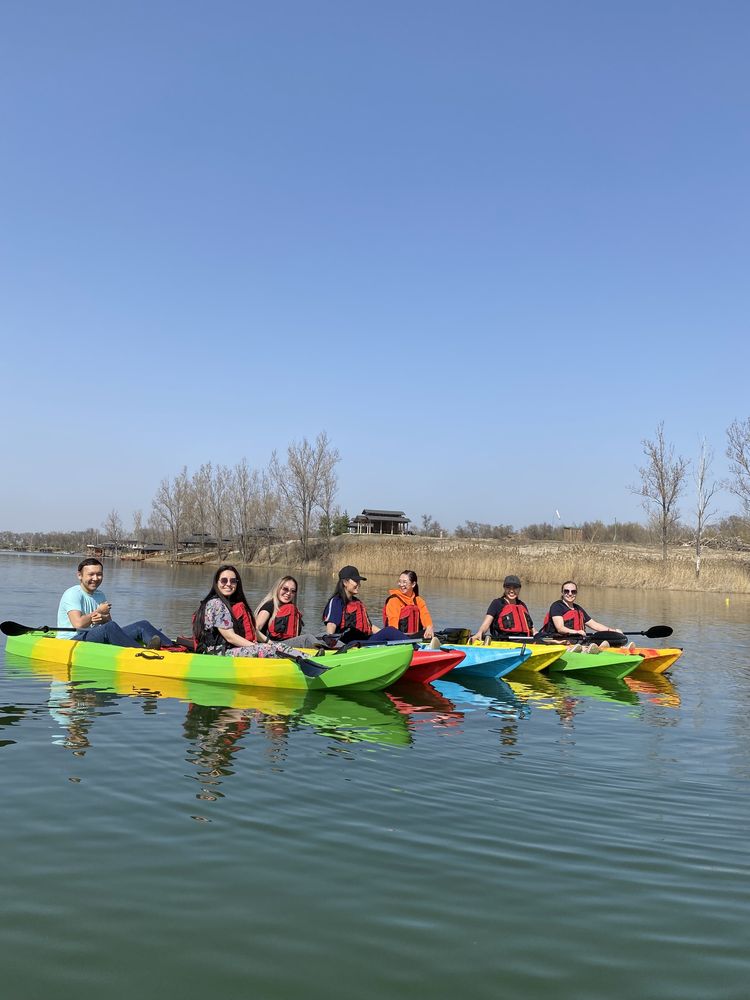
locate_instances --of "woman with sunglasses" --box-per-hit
[193,564,291,658]
[255,576,304,641]
[470,574,533,643]
[537,581,622,647]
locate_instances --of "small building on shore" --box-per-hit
[348,509,411,535]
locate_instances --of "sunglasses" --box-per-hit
[219,577,238,585]
[279,586,297,594]
[563,588,577,595]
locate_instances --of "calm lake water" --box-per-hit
[1,552,749,999]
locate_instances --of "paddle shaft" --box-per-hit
[0,621,89,637]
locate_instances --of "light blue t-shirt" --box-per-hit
[57,585,107,639]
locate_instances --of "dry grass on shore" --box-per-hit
[324,535,750,594]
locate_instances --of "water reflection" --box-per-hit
[2,654,462,764]
[184,704,252,800]
[0,703,28,747]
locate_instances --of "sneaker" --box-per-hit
[146,636,162,650]
[429,636,442,650]
[598,640,610,649]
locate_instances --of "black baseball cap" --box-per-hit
[338,565,367,582]
[503,575,522,588]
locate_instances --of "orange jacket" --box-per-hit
[383,590,433,632]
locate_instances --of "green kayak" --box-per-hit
[548,649,644,680]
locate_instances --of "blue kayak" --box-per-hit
[420,643,530,679]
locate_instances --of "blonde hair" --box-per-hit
[254,575,300,618]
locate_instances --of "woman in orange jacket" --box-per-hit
[382,570,435,640]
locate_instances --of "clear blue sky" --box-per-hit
[1,1,748,532]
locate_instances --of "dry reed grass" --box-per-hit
[321,536,750,593]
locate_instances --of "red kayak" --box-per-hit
[406,649,465,684]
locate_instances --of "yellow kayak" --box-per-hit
[481,640,568,673]
[607,646,683,675]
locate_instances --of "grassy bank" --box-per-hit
[317,535,750,594]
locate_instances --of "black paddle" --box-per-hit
[588,625,673,643]
[275,646,330,677]
[1,620,329,678]
[1,621,81,636]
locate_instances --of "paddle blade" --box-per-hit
[642,625,673,639]
[0,621,36,637]
[294,657,330,678]
[278,648,330,677]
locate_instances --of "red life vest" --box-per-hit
[266,603,303,640]
[230,601,257,642]
[382,593,423,635]
[193,597,257,653]
[340,599,372,636]
[542,604,585,633]
[490,600,533,638]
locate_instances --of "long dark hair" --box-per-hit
[193,564,256,639]
[322,579,362,621]
[400,569,419,597]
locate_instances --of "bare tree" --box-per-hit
[631,423,689,560]
[726,417,750,515]
[102,509,124,554]
[189,463,213,553]
[257,470,281,563]
[693,437,720,579]
[231,458,260,561]
[419,513,444,537]
[207,464,232,559]
[270,432,340,561]
[151,467,189,558]
[132,509,144,544]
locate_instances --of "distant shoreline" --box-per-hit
[8,537,748,594]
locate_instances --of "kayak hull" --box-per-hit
[406,649,465,684]
[426,644,531,679]
[484,640,567,673]
[550,649,644,679]
[4,633,412,691]
[609,646,683,674]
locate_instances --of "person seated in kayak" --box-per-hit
[322,566,410,646]
[382,570,435,640]
[57,558,174,649]
[255,576,304,641]
[470,575,533,643]
[193,565,300,658]
[535,581,623,646]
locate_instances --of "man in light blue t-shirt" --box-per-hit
[57,558,173,648]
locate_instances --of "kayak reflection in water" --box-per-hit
[57,557,174,649]
[535,580,624,649]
